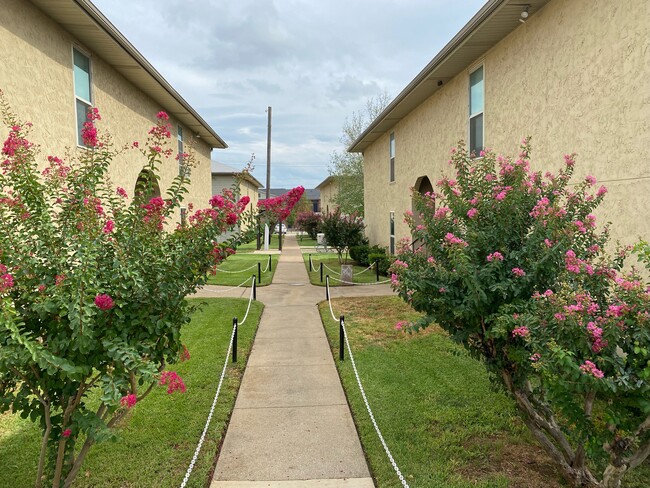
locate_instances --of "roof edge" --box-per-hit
[74,0,227,149]
[348,0,505,153]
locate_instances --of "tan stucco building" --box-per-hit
[351,0,650,254]
[315,176,340,216]
[0,0,226,224]
[211,162,262,231]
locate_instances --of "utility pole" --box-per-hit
[266,106,271,199]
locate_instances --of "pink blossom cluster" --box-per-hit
[257,186,305,221]
[467,208,478,218]
[586,321,608,353]
[116,187,128,198]
[94,294,114,311]
[390,273,400,287]
[395,321,408,330]
[1,124,32,173]
[511,267,526,277]
[512,326,529,338]
[434,207,451,219]
[579,360,604,379]
[391,260,408,270]
[141,196,168,230]
[565,250,594,275]
[102,220,115,234]
[486,251,504,262]
[42,155,71,181]
[444,232,468,247]
[81,108,101,147]
[0,264,14,293]
[120,393,137,409]
[159,371,186,394]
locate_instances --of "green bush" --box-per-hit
[368,250,390,276]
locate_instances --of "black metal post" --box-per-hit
[252,275,257,300]
[268,254,272,273]
[326,275,330,300]
[232,318,238,363]
[309,254,313,272]
[339,315,345,361]
[376,259,380,282]
[258,262,262,284]
[320,264,323,283]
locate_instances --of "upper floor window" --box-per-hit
[469,65,484,156]
[389,132,395,182]
[177,125,184,175]
[73,48,92,146]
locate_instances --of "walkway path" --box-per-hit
[209,234,394,488]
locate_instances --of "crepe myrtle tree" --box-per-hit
[390,139,649,487]
[0,92,249,488]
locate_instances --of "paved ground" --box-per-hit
[209,234,394,488]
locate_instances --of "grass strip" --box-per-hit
[207,253,279,287]
[320,296,570,488]
[304,254,387,286]
[0,297,263,488]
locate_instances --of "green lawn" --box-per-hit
[318,296,650,488]
[207,253,279,286]
[297,236,318,247]
[304,254,387,286]
[0,298,263,488]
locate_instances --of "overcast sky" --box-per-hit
[93,0,486,189]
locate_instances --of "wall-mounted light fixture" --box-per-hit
[519,5,530,23]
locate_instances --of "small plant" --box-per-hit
[320,208,365,263]
[0,92,248,488]
[295,211,322,239]
[391,139,649,487]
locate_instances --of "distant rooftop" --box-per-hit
[212,161,263,188]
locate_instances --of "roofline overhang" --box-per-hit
[349,0,549,153]
[30,0,227,149]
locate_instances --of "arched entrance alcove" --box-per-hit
[134,169,161,201]
[411,175,433,251]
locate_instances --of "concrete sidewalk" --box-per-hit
[211,235,393,487]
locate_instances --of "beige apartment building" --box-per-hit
[0,0,226,224]
[351,0,649,253]
[315,176,339,216]
[211,161,262,231]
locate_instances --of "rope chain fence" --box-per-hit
[325,279,410,488]
[207,275,254,293]
[215,262,258,274]
[328,275,392,286]
[179,278,256,488]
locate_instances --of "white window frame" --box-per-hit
[389,211,395,255]
[389,132,395,183]
[468,64,484,157]
[72,46,93,147]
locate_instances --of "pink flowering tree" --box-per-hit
[257,186,305,230]
[391,140,649,486]
[0,92,249,488]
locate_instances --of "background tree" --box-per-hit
[328,92,390,216]
[285,193,312,228]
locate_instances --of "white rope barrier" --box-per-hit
[323,263,341,276]
[354,262,376,275]
[238,276,256,326]
[207,276,254,293]
[215,263,258,274]
[179,320,237,488]
[325,278,409,488]
[262,257,271,273]
[328,276,392,286]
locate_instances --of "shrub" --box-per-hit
[295,211,322,239]
[368,250,390,276]
[0,93,248,487]
[320,208,365,263]
[390,140,649,487]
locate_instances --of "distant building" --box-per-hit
[351,0,649,253]
[260,188,321,214]
[212,162,262,230]
[315,176,339,216]
[0,0,226,225]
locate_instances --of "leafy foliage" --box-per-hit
[295,211,322,239]
[0,93,248,487]
[391,140,649,487]
[328,92,390,216]
[320,208,366,263]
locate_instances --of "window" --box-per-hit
[177,125,184,175]
[469,65,484,156]
[389,132,395,182]
[389,211,395,255]
[73,48,92,146]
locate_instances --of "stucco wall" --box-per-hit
[363,0,650,249]
[0,0,214,225]
[318,179,339,215]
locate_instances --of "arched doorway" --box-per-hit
[411,175,433,252]
[134,169,161,201]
